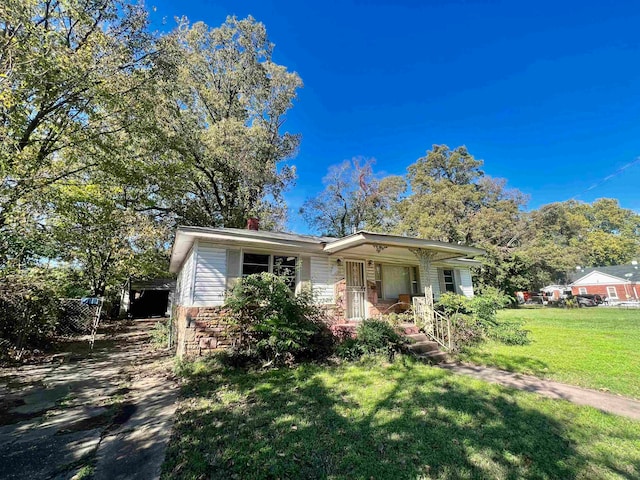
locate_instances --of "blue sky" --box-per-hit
[149,0,640,233]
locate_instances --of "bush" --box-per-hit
[0,275,61,357]
[336,319,405,361]
[488,319,531,345]
[224,273,332,366]
[436,289,522,350]
[150,320,169,348]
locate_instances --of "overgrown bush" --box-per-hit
[336,319,405,361]
[224,273,332,366]
[0,275,62,358]
[488,319,531,345]
[436,289,526,350]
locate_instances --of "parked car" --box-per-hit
[574,294,600,307]
[575,294,604,305]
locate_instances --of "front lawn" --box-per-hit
[162,358,640,479]
[458,307,640,398]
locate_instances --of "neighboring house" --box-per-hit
[569,263,640,302]
[168,223,484,356]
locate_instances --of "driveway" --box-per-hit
[0,319,178,480]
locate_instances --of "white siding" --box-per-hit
[310,256,335,304]
[458,268,474,298]
[176,248,195,305]
[193,242,227,306]
[429,266,441,299]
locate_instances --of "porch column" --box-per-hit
[409,248,437,295]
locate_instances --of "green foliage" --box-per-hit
[488,319,531,345]
[0,274,61,356]
[152,16,302,229]
[335,319,405,361]
[151,321,169,348]
[437,291,526,349]
[225,273,331,366]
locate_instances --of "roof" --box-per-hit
[568,263,640,284]
[169,226,485,273]
[323,230,485,257]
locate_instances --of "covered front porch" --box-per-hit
[322,231,484,322]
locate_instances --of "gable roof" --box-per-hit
[169,226,485,273]
[568,264,640,284]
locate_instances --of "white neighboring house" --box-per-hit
[169,225,485,322]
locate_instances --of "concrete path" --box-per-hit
[439,362,640,420]
[0,319,178,480]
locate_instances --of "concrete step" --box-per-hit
[406,333,430,343]
[417,350,449,365]
[407,340,441,354]
[398,324,420,335]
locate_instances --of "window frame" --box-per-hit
[606,286,618,299]
[375,263,419,300]
[443,269,456,293]
[578,287,587,295]
[241,251,299,291]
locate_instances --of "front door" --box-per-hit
[345,261,366,320]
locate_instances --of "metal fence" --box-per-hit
[58,299,103,336]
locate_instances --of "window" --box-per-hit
[242,252,298,290]
[242,253,270,276]
[443,269,456,293]
[607,286,618,299]
[578,287,587,295]
[375,264,419,300]
[274,255,297,290]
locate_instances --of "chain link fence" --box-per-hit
[57,299,103,336]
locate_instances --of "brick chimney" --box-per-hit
[246,217,259,231]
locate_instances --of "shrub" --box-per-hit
[150,320,169,348]
[336,319,405,361]
[0,275,61,357]
[224,273,332,366]
[488,320,531,345]
[436,288,523,350]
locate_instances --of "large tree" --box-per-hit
[300,158,405,237]
[149,16,302,229]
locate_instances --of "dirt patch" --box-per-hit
[55,411,113,435]
[110,403,137,428]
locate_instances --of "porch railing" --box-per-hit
[412,288,452,350]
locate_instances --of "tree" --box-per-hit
[0,0,153,228]
[300,158,405,236]
[149,16,302,229]
[0,0,158,272]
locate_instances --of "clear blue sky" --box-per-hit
[149,0,640,233]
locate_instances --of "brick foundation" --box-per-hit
[172,306,239,358]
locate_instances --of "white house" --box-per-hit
[169,224,484,322]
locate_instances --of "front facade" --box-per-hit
[570,267,639,302]
[168,226,484,356]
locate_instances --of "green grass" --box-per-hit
[162,357,640,479]
[458,308,640,398]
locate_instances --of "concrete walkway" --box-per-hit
[439,362,640,420]
[0,319,178,480]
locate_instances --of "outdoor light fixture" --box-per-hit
[336,258,342,266]
[368,260,374,267]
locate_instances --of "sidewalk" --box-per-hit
[439,362,640,420]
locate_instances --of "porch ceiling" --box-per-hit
[322,231,485,261]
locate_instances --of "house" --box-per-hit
[168,222,484,356]
[569,263,640,303]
